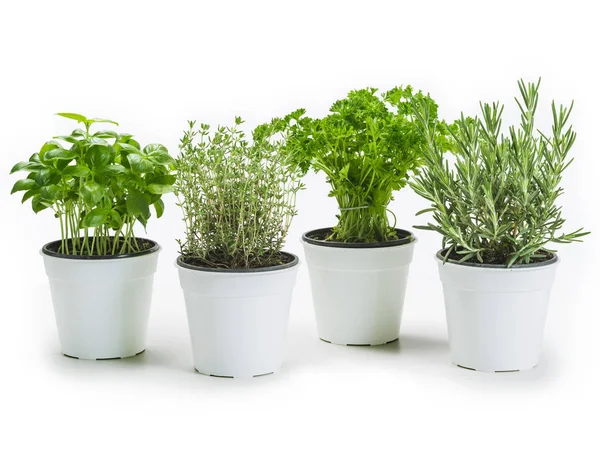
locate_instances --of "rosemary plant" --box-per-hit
[10,113,175,256]
[282,87,453,243]
[175,117,303,269]
[411,79,587,266]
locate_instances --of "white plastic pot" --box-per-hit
[41,239,160,360]
[177,253,299,378]
[302,228,416,346]
[437,251,559,372]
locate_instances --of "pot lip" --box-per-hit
[302,227,415,249]
[435,249,558,269]
[176,251,299,273]
[41,238,160,260]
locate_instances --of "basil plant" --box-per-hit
[10,113,175,256]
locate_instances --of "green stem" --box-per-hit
[112,225,123,255]
[58,206,66,254]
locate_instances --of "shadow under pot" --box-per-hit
[302,228,417,346]
[436,250,559,372]
[176,253,299,378]
[41,239,161,360]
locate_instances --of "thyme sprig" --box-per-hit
[175,117,303,269]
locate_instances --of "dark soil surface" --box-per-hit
[45,237,155,257]
[441,248,555,266]
[180,252,295,270]
[306,228,410,243]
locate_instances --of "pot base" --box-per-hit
[319,337,399,346]
[62,349,146,361]
[194,368,275,378]
[453,362,535,373]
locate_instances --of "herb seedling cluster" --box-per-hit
[411,80,587,266]
[10,113,175,256]
[175,118,303,269]
[283,87,453,243]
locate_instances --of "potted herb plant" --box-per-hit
[174,117,303,378]
[10,113,175,360]
[283,87,452,346]
[411,79,588,372]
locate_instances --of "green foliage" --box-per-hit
[10,113,175,256]
[281,87,453,243]
[174,117,303,269]
[411,79,588,266]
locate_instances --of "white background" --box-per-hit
[1,1,598,448]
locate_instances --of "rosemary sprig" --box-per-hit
[411,79,588,267]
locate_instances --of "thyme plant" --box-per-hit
[175,117,303,269]
[282,87,453,243]
[10,113,175,256]
[411,79,587,266]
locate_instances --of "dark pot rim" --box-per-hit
[302,227,414,249]
[176,251,299,273]
[435,249,558,269]
[41,238,160,260]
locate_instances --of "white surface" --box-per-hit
[303,237,415,345]
[0,0,598,449]
[43,247,159,359]
[438,257,558,372]
[177,258,298,378]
